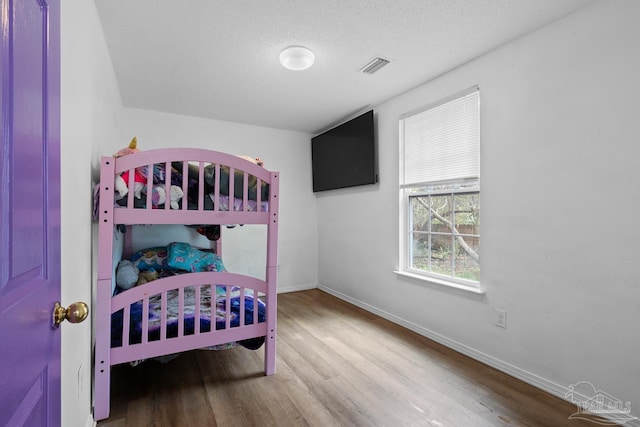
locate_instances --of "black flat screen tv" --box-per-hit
[311,110,377,192]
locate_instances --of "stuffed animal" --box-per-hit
[168,185,184,209]
[196,225,221,241]
[147,184,184,209]
[114,137,145,199]
[115,260,139,290]
[149,185,166,208]
[113,137,184,209]
[114,136,140,158]
[239,155,264,167]
[136,268,159,285]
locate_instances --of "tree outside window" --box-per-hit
[409,189,479,282]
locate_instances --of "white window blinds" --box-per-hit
[401,87,479,187]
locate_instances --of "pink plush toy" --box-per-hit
[114,136,140,158]
[239,155,264,167]
[114,137,146,199]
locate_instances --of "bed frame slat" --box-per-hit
[228,167,235,211]
[225,286,231,330]
[142,297,149,344]
[122,305,131,347]
[160,291,168,340]
[181,162,188,211]
[178,287,185,338]
[213,163,220,212]
[256,178,262,212]
[163,161,170,211]
[194,285,201,334]
[242,172,249,212]
[240,288,245,327]
[197,161,205,211]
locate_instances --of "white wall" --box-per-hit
[317,0,640,419]
[60,1,122,426]
[119,108,318,292]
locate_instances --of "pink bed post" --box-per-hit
[94,157,116,420]
[264,171,279,375]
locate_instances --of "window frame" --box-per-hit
[398,87,482,292]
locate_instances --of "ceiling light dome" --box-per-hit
[279,46,315,71]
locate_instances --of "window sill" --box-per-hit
[393,270,485,296]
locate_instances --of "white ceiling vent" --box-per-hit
[359,57,390,74]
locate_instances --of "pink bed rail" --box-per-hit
[109,272,268,365]
[94,148,279,421]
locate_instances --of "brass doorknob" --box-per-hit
[53,301,89,327]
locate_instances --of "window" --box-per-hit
[399,87,480,289]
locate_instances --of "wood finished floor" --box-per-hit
[98,289,601,427]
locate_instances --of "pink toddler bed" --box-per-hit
[94,148,279,421]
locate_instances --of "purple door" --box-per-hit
[0,0,62,426]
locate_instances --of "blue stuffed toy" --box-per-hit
[116,260,139,290]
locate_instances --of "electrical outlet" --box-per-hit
[495,309,507,328]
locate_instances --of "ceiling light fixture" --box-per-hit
[279,46,315,71]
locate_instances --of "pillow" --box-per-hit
[130,246,174,271]
[167,242,226,273]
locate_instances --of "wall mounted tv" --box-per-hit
[311,110,377,192]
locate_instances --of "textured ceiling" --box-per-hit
[95,0,597,134]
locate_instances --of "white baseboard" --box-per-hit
[317,284,639,427]
[277,283,317,294]
[86,414,96,427]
